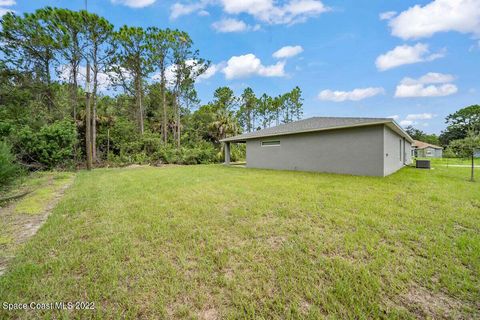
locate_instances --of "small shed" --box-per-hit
[221,117,413,177]
[411,140,443,158]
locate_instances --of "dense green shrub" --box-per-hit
[0,140,22,188]
[102,126,218,165]
[153,142,217,165]
[180,142,217,164]
[14,120,77,168]
[230,143,246,162]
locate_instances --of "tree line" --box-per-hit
[0,7,304,186]
[404,105,480,147]
[405,104,480,181]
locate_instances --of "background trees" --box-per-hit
[0,7,306,187]
[404,126,440,145]
[84,12,114,162]
[439,105,480,145]
[110,26,152,135]
[446,131,480,181]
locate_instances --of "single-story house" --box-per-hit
[411,140,443,158]
[221,117,413,177]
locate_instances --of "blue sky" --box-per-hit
[2,0,479,134]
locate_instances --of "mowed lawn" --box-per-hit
[1,165,479,319]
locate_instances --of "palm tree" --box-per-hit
[209,109,239,144]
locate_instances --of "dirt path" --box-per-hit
[0,173,75,276]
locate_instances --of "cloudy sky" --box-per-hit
[2,0,480,133]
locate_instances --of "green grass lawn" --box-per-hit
[0,165,479,319]
[417,157,480,166]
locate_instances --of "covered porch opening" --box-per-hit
[223,140,246,165]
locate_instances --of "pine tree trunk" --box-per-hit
[92,66,98,162]
[92,93,97,161]
[85,61,92,170]
[471,154,475,182]
[72,67,78,121]
[45,54,53,111]
[176,95,180,147]
[161,68,167,143]
[107,128,110,161]
[137,76,144,135]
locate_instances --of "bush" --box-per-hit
[230,143,246,162]
[15,120,77,169]
[0,141,22,188]
[153,142,217,165]
[180,142,217,164]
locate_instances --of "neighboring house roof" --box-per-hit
[221,117,413,143]
[412,140,443,150]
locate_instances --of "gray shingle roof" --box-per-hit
[221,116,412,142]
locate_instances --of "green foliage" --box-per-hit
[440,105,480,145]
[404,125,440,145]
[15,120,77,168]
[230,143,246,162]
[103,126,217,165]
[446,131,480,158]
[0,141,22,188]
[0,7,303,170]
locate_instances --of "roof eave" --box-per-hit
[386,121,414,143]
[221,120,399,143]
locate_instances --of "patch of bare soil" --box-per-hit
[0,177,74,276]
[392,285,466,319]
[199,307,219,320]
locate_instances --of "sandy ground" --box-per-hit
[0,175,74,276]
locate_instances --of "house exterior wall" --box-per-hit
[383,126,411,176]
[405,139,412,164]
[246,125,385,176]
[415,147,443,158]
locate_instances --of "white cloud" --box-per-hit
[111,0,156,8]
[171,0,330,25]
[388,0,480,40]
[211,18,260,33]
[399,120,413,126]
[198,63,222,80]
[0,0,14,16]
[170,1,209,19]
[376,43,444,71]
[397,113,437,127]
[0,0,15,6]
[258,60,286,77]
[198,10,210,16]
[0,7,13,16]
[156,60,219,85]
[318,87,385,102]
[395,72,458,98]
[388,115,400,120]
[416,72,454,84]
[396,84,458,98]
[405,113,435,120]
[222,54,286,79]
[59,65,116,92]
[273,45,303,59]
[379,11,396,20]
[155,54,285,82]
